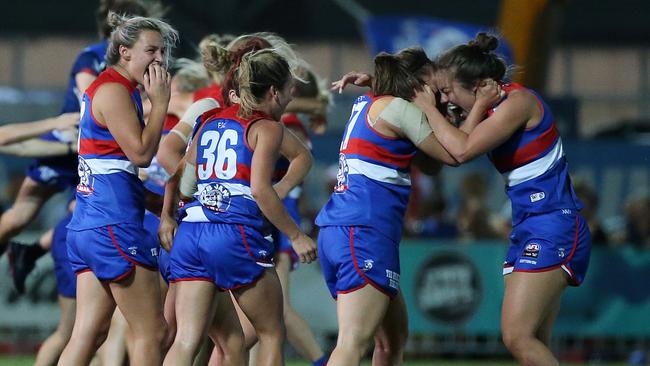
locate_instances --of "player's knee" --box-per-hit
[374,329,407,359]
[223,331,245,358]
[502,327,531,355]
[0,209,30,235]
[338,326,374,351]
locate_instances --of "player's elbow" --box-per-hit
[130,154,154,168]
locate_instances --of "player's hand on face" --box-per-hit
[157,214,177,252]
[412,84,438,111]
[330,71,372,94]
[290,232,318,264]
[144,63,171,108]
[475,78,504,107]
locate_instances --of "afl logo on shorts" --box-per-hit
[199,183,231,212]
[523,243,540,258]
[76,157,94,194]
[334,153,349,193]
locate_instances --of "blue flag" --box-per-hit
[364,15,513,64]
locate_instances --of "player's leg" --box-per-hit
[232,268,285,366]
[34,296,76,366]
[111,266,168,366]
[163,280,217,366]
[328,285,391,366]
[0,177,58,249]
[371,291,408,366]
[501,269,567,366]
[276,252,326,364]
[58,271,115,365]
[96,308,129,366]
[206,291,246,366]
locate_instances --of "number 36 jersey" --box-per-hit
[181,104,270,229]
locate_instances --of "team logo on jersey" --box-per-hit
[76,157,94,194]
[362,259,374,272]
[530,191,546,203]
[199,183,231,212]
[128,246,138,256]
[523,243,540,258]
[334,153,349,193]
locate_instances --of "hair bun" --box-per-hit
[106,11,127,30]
[470,32,499,53]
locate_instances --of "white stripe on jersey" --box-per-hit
[85,158,138,175]
[501,139,564,187]
[196,182,255,200]
[182,205,210,222]
[347,158,411,186]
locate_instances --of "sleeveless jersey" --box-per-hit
[68,68,145,230]
[315,94,417,243]
[488,83,582,225]
[181,104,271,229]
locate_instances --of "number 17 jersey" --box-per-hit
[181,104,269,229]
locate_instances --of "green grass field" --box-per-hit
[0,357,629,366]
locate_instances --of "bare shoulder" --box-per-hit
[93,82,131,103]
[248,119,283,148]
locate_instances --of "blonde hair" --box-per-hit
[105,11,179,68]
[228,32,306,82]
[198,33,237,83]
[172,58,210,93]
[237,49,291,118]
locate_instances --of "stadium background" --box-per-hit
[0,0,649,364]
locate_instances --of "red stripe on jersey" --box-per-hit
[78,138,125,156]
[342,137,413,169]
[490,123,559,172]
[208,164,251,182]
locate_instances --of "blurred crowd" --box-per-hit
[312,164,650,249]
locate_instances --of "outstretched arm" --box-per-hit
[0,139,74,157]
[0,113,79,146]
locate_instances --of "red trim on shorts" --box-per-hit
[170,277,213,283]
[107,225,158,271]
[75,268,92,276]
[336,282,368,297]
[219,269,265,292]
[111,266,135,283]
[348,227,393,299]
[239,225,255,257]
